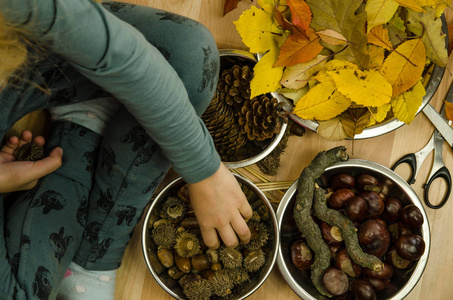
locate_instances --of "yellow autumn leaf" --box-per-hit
[280,55,327,89]
[257,0,276,14]
[368,25,393,50]
[368,103,392,126]
[317,116,351,140]
[395,0,424,11]
[317,29,348,45]
[328,68,393,107]
[380,38,426,97]
[368,45,385,70]
[315,59,357,83]
[250,45,283,98]
[366,0,400,32]
[391,80,426,124]
[293,81,351,120]
[234,6,282,53]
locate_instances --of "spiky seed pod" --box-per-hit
[245,221,270,250]
[15,142,45,161]
[182,279,213,300]
[161,196,187,221]
[237,96,287,141]
[174,232,201,258]
[219,247,243,269]
[209,269,234,297]
[243,249,266,273]
[224,267,250,285]
[152,222,176,249]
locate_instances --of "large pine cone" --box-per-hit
[238,96,286,141]
[217,65,252,108]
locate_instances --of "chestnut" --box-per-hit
[382,198,402,223]
[387,246,412,269]
[364,278,390,291]
[357,174,381,190]
[400,204,424,229]
[350,278,376,300]
[321,222,343,245]
[358,219,390,257]
[359,191,384,218]
[290,240,313,271]
[331,173,356,190]
[362,262,393,280]
[395,233,425,261]
[335,249,362,277]
[345,196,368,222]
[327,188,355,209]
[388,221,412,243]
[322,267,349,296]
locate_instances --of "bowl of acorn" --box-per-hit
[276,159,429,300]
[141,173,279,300]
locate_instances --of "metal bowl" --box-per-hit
[276,159,430,299]
[141,173,279,300]
[217,49,288,169]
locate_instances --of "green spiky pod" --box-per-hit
[293,146,349,298]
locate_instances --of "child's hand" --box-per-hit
[188,163,253,249]
[0,130,63,193]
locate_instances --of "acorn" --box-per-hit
[182,279,213,300]
[152,222,176,249]
[157,247,174,268]
[245,221,269,250]
[225,267,250,285]
[206,248,219,263]
[167,266,184,280]
[174,232,201,258]
[209,269,234,297]
[243,249,266,272]
[179,273,201,287]
[161,196,187,221]
[191,254,211,272]
[219,247,243,269]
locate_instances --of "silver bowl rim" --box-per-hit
[141,172,280,300]
[275,159,431,300]
[218,49,288,169]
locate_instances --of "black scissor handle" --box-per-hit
[423,166,452,209]
[391,153,417,185]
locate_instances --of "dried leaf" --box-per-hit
[368,25,393,50]
[305,0,370,69]
[341,108,372,137]
[278,86,310,104]
[368,103,392,125]
[280,55,328,89]
[365,0,400,32]
[224,0,242,16]
[274,27,324,67]
[444,100,453,122]
[368,45,385,70]
[317,116,351,140]
[394,0,424,12]
[317,29,348,45]
[391,80,426,124]
[407,8,448,67]
[250,45,284,98]
[328,68,393,107]
[293,81,352,120]
[234,6,282,53]
[286,0,312,37]
[380,38,426,97]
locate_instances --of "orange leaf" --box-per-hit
[368,25,393,50]
[224,0,241,16]
[445,101,453,122]
[274,27,324,67]
[286,0,312,37]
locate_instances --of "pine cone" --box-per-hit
[237,96,286,141]
[217,65,252,108]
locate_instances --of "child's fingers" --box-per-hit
[200,227,220,249]
[1,136,20,155]
[26,147,63,180]
[33,135,45,146]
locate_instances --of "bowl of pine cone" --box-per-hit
[202,49,289,169]
[141,173,279,300]
[276,149,429,299]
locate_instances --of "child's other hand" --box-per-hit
[0,130,63,193]
[188,163,253,249]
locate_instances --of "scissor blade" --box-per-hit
[422,104,453,148]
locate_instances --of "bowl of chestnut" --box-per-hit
[276,159,429,300]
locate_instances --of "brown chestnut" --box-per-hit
[322,267,349,296]
[388,221,412,243]
[362,262,393,280]
[335,249,362,277]
[175,253,192,273]
[382,198,403,223]
[395,233,425,261]
[359,191,384,218]
[387,246,412,269]
[350,278,376,300]
[331,173,356,190]
[357,174,381,190]
[327,188,355,209]
[290,240,313,271]
[364,277,390,291]
[345,196,368,222]
[400,204,424,229]
[358,219,390,257]
[320,222,343,245]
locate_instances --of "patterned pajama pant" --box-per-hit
[0,2,219,299]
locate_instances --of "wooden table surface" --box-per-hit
[114,1,453,299]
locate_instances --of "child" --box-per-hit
[0,1,252,299]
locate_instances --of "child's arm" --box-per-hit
[0,130,62,193]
